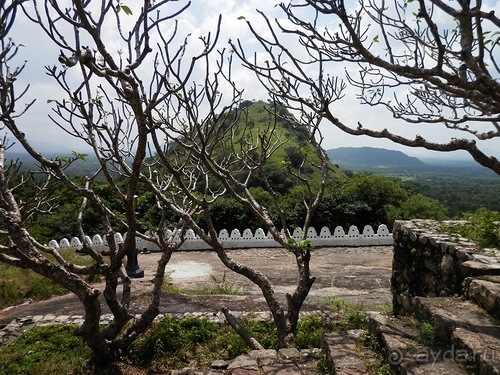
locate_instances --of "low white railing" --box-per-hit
[47,224,393,253]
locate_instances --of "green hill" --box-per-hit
[220,100,344,191]
[163,100,343,193]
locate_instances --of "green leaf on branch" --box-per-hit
[71,151,88,161]
[117,4,133,15]
[287,237,314,253]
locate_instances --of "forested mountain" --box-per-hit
[327,147,427,170]
[224,100,344,185]
[326,146,496,175]
[6,152,103,177]
[326,147,500,216]
[157,100,344,195]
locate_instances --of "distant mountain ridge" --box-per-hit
[325,146,496,175]
[326,147,427,170]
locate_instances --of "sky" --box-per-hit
[5,0,500,162]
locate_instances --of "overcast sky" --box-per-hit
[6,0,499,161]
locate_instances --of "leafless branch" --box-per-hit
[233,0,500,174]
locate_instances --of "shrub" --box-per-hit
[444,208,500,248]
[390,193,448,221]
[131,316,221,368]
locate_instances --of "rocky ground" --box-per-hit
[0,246,393,324]
[1,246,395,374]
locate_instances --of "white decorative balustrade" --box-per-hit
[47,224,393,253]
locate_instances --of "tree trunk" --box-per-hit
[222,306,264,350]
[211,243,301,347]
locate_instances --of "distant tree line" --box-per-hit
[14,171,449,244]
[403,175,500,217]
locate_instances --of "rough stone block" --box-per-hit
[323,331,367,374]
[459,261,500,279]
[413,296,500,374]
[464,276,500,319]
[452,328,500,375]
[369,312,469,375]
[249,349,277,366]
[227,354,258,370]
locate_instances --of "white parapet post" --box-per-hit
[48,224,393,252]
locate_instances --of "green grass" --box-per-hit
[194,272,244,295]
[128,314,337,370]
[417,321,439,346]
[0,314,337,373]
[376,300,394,316]
[0,263,68,309]
[0,297,382,374]
[325,298,370,331]
[295,314,338,348]
[129,316,227,369]
[0,249,98,309]
[0,325,90,375]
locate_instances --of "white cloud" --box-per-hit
[3,0,499,162]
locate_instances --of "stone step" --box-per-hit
[322,330,368,374]
[413,296,500,375]
[464,275,500,320]
[459,260,500,279]
[224,347,320,374]
[368,312,469,375]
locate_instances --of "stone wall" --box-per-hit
[391,219,500,316]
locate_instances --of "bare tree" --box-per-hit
[0,0,216,366]
[149,95,333,347]
[1,0,334,366]
[231,0,500,174]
